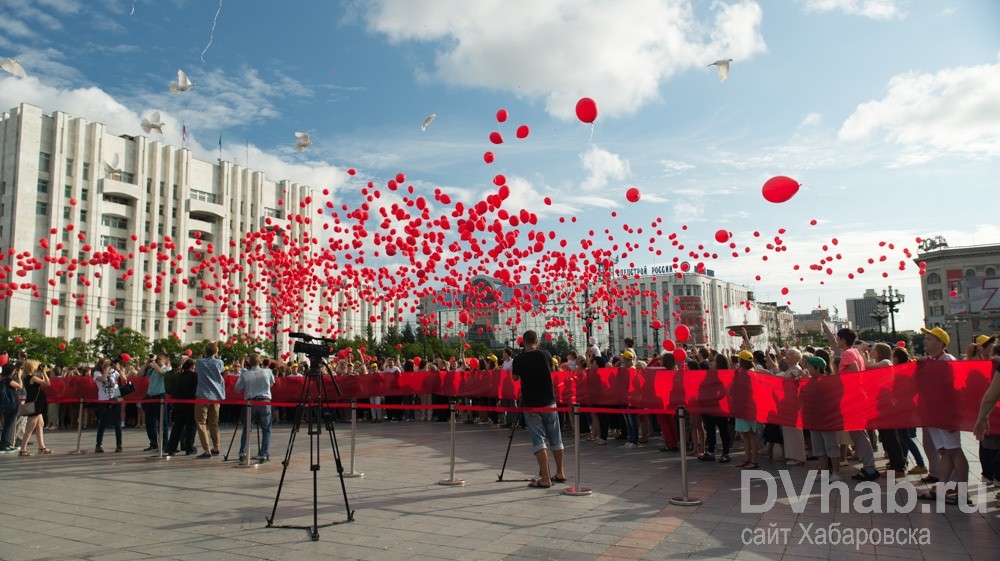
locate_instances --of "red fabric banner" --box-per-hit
[41,361,999,432]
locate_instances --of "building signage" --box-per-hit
[617,265,674,277]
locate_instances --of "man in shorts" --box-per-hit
[512,330,566,488]
[919,327,970,503]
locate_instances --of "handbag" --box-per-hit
[18,402,36,415]
[119,381,136,398]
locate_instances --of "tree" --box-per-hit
[400,322,416,344]
[90,326,149,364]
[540,333,574,359]
[151,334,184,360]
[218,335,271,364]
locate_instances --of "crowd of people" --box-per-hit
[2,325,1000,504]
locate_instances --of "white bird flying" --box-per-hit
[1,58,26,78]
[140,112,164,134]
[294,132,313,152]
[103,154,122,179]
[421,114,436,132]
[169,69,196,93]
[708,59,733,82]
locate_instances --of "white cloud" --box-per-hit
[799,112,822,128]
[801,0,905,20]
[672,200,704,223]
[363,0,766,119]
[580,146,630,191]
[838,57,1000,163]
[660,159,695,174]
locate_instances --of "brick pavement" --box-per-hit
[1,420,998,561]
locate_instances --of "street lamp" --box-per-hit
[876,286,904,339]
[869,304,888,335]
[416,304,429,359]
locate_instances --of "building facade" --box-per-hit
[0,103,389,355]
[846,288,883,332]
[915,240,1000,353]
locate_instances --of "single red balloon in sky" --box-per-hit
[714,229,731,243]
[516,125,529,139]
[489,132,503,144]
[496,109,508,123]
[625,187,640,203]
[575,97,598,123]
[762,176,800,203]
[483,151,495,163]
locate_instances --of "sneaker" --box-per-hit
[828,473,842,482]
[593,438,606,445]
[95,446,104,453]
[143,445,158,452]
[3,446,16,453]
[698,453,716,462]
[908,466,928,475]
[623,442,637,449]
[196,452,213,459]
[851,470,879,481]
[238,454,248,463]
[256,456,269,463]
[115,446,123,453]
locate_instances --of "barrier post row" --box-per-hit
[149,397,169,461]
[236,401,257,468]
[669,405,702,506]
[343,400,364,478]
[68,397,87,455]
[564,403,592,496]
[438,401,465,486]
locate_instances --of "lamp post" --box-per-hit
[416,304,428,359]
[869,304,888,335]
[607,313,615,355]
[876,286,904,340]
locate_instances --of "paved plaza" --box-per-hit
[1,419,998,561]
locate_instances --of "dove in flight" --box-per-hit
[421,114,436,132]
[103,154,122,179]
[708,59,733,82]
[169,69,196,93]
[294,132,313,152]
[1,58,26,78]
[140,112,164,134]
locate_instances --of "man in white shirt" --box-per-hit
[919,326,969,503]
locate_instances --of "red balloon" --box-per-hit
[662,339,676,352]
[714,229,731,243]
[59,342,66,350]
[412,356,422,367]
[483,151,495,164]
[0,353,6,367]
[625,187,640,203]
[516,125,529,139]
[672,348,688,363]
[120,353,131,363]
[575,97,598,123]
[762,176,800,203]
[467,357,479,370]
[674,324,690,343]
[496,109,508,123]
[489,131,503,144]
[896,341,906,348]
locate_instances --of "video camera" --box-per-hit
[289,332,336,359]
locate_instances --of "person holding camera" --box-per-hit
[511,330,566,488]
[235,353,275,463]
[17,360,50,456]
[93,357,127,453]
[1,362,22,452]
[142,353,171,452]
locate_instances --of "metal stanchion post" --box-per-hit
[67,397,87,455]
[564,403,593,496]
[237,401,257,468]
[150,397,169,461]
[343,400,364,478]
[669,405,702,506]
[438,401,465,486]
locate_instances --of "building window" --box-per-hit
[928,289,942,301]
[74,317,82,329]
[189,189,219,204]
[99,235,128,251]
[39,152,51,173]
[36,202,48,215]
[121,172,135,184]
[103,194,130,205]
[987,267,997,277]
[37,179,49,194]
[966,269,976,278]
[116,279,126,290]
[65,158,74,177]
[57,316,65,329]
[114,299,125,310]
[64,185,72,197]
[113,318,124,328]
[82,162,90,180]
[81,188,88,201]
[146,178,152,193]
[101,215,128,229]
[80,211,87,222]
[926,272,941,284]
[195,324,203,335]
[141,319,147,331]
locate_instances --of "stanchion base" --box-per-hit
[147,454,170,461]
[438,478,465,486]
[67,450,88,455]
[563,486,593,496]
[343,471,364,478]
[669,496,703,506]
[236,461,259,469]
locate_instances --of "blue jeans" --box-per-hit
[143,399,169,448]
[623,413,639,445]
[96,402,122,447]
[1,407,17,448]
[525,406,564,454]
[239,404,272,459]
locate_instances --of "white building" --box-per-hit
[846,288,883,332]
[0,103,390,354]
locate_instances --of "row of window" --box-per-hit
[926,268,999,284]
[40,152,91,180]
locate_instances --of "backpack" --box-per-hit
[0,376,17,411]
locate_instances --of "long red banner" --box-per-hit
[41,361,999,432]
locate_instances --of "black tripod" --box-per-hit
[266,351,354,540]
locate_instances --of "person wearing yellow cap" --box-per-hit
[917,326,969,504]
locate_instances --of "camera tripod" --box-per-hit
[223,403,260,462]
[266,355,354,540]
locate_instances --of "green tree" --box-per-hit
[400,322,416,344]
[151,334,184,360]
[540,333,574,359]
[90,325,149,363]
[218,335,271,364]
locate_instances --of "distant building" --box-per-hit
[915,240,1000,353]
[846,289,883,332]
[793,308,848,335]
[0,103,391,354]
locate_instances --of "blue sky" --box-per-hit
[1,0,998,334]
